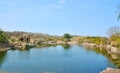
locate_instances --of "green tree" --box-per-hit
[0,29,8,43]
[63,33,72,43]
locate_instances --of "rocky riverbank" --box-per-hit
[82,42,120,54]
[1,31,120,73]
[81,42,120,73]
[1,41,120,73]
[101,68,120,73]
[0,42,14,51]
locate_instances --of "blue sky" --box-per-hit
[0,0,120,36]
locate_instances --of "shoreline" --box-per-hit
[1,41,120,73]
[101,68,120,73]
[81,42,120,73]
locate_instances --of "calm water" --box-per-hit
[0,45,117,73]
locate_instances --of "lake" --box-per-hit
[0,45,118,73]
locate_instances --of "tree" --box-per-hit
[63,33,72,43]
[117,4,120,20]
[107,26,120,47]
[107,26,120,38]
[0,29,8,43]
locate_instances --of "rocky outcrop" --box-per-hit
[13,43,34,50]
[105,45,120,56]
[101,68,120,73]
[82,42,97,48]
[0,42,13,51]
[19,35,31,43]
[82,42,120,55]
[81,42,120,72]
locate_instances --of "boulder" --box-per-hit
[100,68,120,73]
[111,47,120,54]
[111,54,119,60]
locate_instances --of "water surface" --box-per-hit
[0,45,117,73]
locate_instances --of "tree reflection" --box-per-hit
[61,44,71,49]
[0,51,7,67]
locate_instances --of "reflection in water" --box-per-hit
[61,44,71,49]
[36,44,57,48]
[83,46,120,68]
[0,44,118,73]
[0,45,119,73]
[0,51,7,67]
[18,50,30,60]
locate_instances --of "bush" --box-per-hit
[0,30,8,43]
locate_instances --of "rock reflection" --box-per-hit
[83,46,120,68]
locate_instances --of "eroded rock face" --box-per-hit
[111,54,119,60]
[111,47,120,54]
[19,35,31,43]
[101,68,120,73]
[105,45,120,54]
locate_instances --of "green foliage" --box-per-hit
[0,30,8,43]
[63,33,72,40]
[79,39,84,44]
[110,34,120,47]
[100,38,107,45]
[107,26,120,47]
[11,38,16,43]
[61,44,71,49]
[63,33,72,44]
[80,36,107,45]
